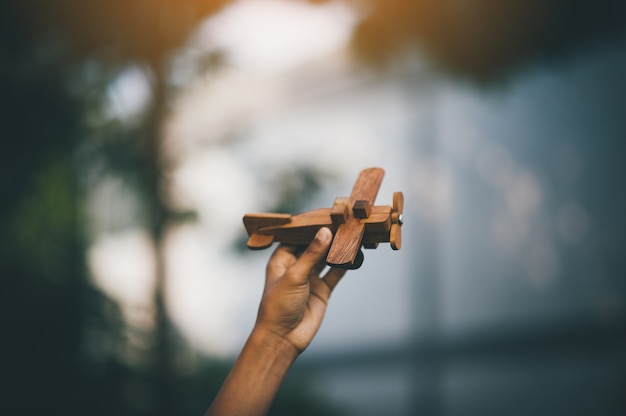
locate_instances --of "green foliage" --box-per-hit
[0,1,351,414]
[10,156,77,284]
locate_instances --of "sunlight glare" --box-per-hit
[196,0,357,72]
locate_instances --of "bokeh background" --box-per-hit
[2,1,626,415]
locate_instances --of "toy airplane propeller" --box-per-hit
[243,167,403,269]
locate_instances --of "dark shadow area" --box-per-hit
[351,0,626,83]
[0,1,347,414]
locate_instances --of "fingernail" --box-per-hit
[317,227,331,243]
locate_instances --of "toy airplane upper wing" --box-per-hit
[243,167,403,269]
[325,167,384,268]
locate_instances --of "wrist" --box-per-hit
[249,325,301,363]
[206,325,299,415]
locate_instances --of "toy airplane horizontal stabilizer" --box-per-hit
[242,167,403,269]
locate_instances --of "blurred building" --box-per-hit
[164,24,626,415]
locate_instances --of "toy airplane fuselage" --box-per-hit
[243,167,403,269]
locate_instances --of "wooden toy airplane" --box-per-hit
[243,167,403,269]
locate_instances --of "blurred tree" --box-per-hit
[349,0,626,82]
[0,1,218,415]
[0,1,349,414]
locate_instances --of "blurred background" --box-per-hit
[2,0,626,415]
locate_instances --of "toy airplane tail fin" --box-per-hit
[243,214,291,249]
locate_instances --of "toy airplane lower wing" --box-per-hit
[243,167,403,269]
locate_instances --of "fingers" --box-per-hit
[285,228,332,285]
[266,244,298,285]
[322,266,346,292]
[310,257,327,278]
[311,266,346,302]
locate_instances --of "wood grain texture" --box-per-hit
[348,167,384,206]
[327,167,384,267]
[352,200,371,218]
[389,191,404,250]
[243,214,291,249]
[326,216,365,267]
[243,213,291,235]
[242,167,402,269]
[247,233,275,250]
[390,224,402,250]
[331,197,349,225]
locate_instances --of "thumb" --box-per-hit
[285,228,332,284]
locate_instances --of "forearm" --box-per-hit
[206,328,299,416]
